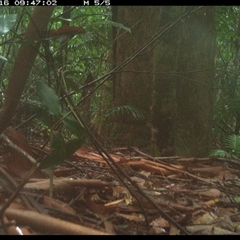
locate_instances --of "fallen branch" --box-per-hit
[5,207,110,235]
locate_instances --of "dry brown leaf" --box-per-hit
[115,212,145,222]
[113,186,130,198]
[193,212,218,225]
[139,170,151,178]
[150,217,170,228]
[169,223,180,235]
[216,215,234,232]
[217,170,238,180]
[176,196,189,206]
[124,194,133,205]
[103,219,115,234]
[2,126,44,178]
[186,225,237,235]
[130,176,146,187]
[192,188,221,199]
[91,193,102,202]
[202,198,219,206]
[74,147,120,164]
[98,214,115,234]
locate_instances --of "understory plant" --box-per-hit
[210,134,240,160]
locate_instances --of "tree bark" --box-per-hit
[111,6,161,147]
[150,6,179,156]
[174,6,216,157]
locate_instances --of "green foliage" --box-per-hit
[8,6,126,110]
[0,55,7,62]
[224,134,240,152]
[213,6,240,144]
[234,196,240,203]
[35,106,53,128]
[35,79,86,169]
[210,134,240,160]
[0,7,33,88]
[105,105,145,120]
[26,6,125,168]
[35,81,62,117]
[38,116,85,170]
[62,117,84,139]
[25,6,240,155]
[0,9,14,59]
[65,138,84,159]
[39,131,66,169]
[0,13,17,34]
[210,149,232,159]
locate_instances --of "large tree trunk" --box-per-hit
[174,6,216,157]
[111,7,215,157]
[111,6,161,147]
[150,6,179,156]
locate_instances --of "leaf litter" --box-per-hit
[0,126,240,235]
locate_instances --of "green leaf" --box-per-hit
[0,55,7,62]
[39,131,66,170]
[65,138,83,158]
[63,117,84,139]
[35,81,62,117]
[35,106,52,128]
[234,196,240,203]
[0,14,17,35]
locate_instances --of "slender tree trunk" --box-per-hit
[0,7,54,135]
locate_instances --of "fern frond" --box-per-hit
[209,149,232,159]
[224,134,240,156]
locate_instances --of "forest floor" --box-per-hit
[0,126,240,235]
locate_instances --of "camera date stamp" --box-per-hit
[1,0,110,5]
[0,0,57,5]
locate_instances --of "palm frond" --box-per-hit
[106,105,145,120]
